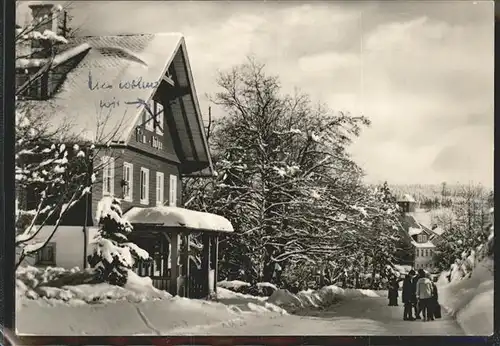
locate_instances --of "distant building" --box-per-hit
[397,194,417,213]
[399,194,437,272]
[409,225,436,271]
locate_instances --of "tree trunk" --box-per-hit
[262,244,275,283]
[319,265,325,287]
[262,262,274,283]
[370,264,377,289]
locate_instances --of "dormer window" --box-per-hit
[417,234,427,243]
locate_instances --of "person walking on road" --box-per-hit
[402,270,416,320]
[428,277,441,320]
[411,270,422,319]
[388,277,399,306]
[416,269,434,321]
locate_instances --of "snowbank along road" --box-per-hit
[17,290,465,336]
[165,291,465,336]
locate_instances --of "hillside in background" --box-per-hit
[385,183,493,211]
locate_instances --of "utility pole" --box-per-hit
[206,106,212,141]
[58,11,71,37]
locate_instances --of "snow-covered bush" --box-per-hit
[87,197,149,286]
[217,280,278,297]
[16,265,96,301]
[435,209,493,335]
[443,208,493,283]
[267,285,378,312]
[433,185,492,272]
[16,265,171,304]
[217,280,251,293]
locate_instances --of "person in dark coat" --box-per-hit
[402,270,416,320]
[387,277,399,306]
[411,270,422,319]
[428,279,440,320]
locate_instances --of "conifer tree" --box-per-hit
[87,197,149,286]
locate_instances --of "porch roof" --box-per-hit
[123,206,234,233]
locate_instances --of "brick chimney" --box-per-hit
[28,3,59,59]
[29,3,58,34]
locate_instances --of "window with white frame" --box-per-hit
[102,156,114,196]
[156,172,164,206]
[417,234,427,243]
[140,167,150,205]
[123,162,133,201]
[169,174,177,206]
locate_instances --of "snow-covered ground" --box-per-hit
[435,217,494,336]
[437,256,494,336]
[16,268,286,335]
[16,269,465,336]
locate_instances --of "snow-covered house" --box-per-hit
[408,223,436,271]
[16,3,233,298]
[397,194,417,213]
[399,196,437,272]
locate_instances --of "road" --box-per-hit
[171,291,465,336]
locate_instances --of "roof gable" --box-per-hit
[19,33,213,175]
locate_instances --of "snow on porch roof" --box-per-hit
[123,206,234,233]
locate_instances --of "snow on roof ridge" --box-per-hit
[403,194,416,202]
[78,32,184,39]
[16,43,91,69]
[408,227,423,236]
[411,240,435,248]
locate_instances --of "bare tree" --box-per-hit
[14,3,134,268]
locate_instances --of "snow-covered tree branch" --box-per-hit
[184,58,404,288]
[15,3,127,268]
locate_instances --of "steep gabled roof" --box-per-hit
[20,33,213,176]
[411,240,435,248]
[403,213,435,245]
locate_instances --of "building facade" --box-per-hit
[16,4,231,298]
[399,194,437,272]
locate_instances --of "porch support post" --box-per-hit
[201,233,211,298]
[211,235,219,294]
[170,231,180,296]
[181,233,190,297]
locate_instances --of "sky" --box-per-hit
[18,1,495,187]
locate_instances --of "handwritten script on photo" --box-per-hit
[88,71,161,110]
